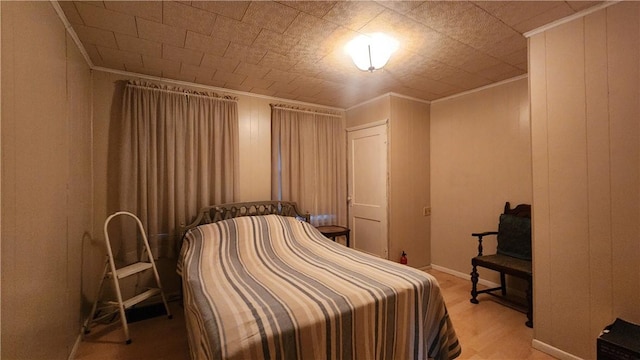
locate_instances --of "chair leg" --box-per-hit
[525,279,533,328]
[500,272,507,296]
[470,264,479,304]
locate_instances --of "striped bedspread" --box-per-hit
[178,215,461,360]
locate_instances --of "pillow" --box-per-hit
[496,214,531,260]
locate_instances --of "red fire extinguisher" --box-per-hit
[400,251,408,265]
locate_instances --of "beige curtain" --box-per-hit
[271,105,346,226]
[119,81,238,259]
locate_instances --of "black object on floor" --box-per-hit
[597,318,640,360]
[125,303,169,323]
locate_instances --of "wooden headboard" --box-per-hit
[180,201,309,239]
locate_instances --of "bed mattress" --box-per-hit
[178,214,460,360]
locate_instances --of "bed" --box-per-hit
[177,201,461,360]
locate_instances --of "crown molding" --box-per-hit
[346,91,431,112]
[388,92,431,105]
[524,1,620,38]
[50,1,94,68]
[431,74,528,104]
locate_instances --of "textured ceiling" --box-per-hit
[59,1,601,108]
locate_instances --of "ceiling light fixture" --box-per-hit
[345,33,399,72]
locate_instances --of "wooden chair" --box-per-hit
[470,202,533,328]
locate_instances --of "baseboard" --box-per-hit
[430,264,527,300]
[532,340,582,360]
[430,264,501,288]
[418,265,432,272]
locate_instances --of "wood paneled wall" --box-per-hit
[1,2,93,358]
[529,2,640,358]
[430,78,531,281]
[237,94,273,202]
[388,96,431,267]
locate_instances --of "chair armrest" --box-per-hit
[471,231,498,256]
[472,231,498,237]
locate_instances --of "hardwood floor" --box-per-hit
[74,269,555,359]
[73,301,189,360]
[425,269,555,360]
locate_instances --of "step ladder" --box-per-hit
[83,211,172,344]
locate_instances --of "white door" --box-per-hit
[347,122,388,258]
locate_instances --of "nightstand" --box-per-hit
[316,225,350,247]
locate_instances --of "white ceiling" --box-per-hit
[59,1,601,108]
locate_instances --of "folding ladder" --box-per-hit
[83,211,172,344]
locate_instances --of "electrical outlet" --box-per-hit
[423,207,431,216]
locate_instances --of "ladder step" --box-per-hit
[108,262,153,279]
[108,288,161,309]
[123,288,160,309]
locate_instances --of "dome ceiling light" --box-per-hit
[345,33,399,72]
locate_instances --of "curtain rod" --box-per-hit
[271,104,343,118]
[126,81,238,102]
